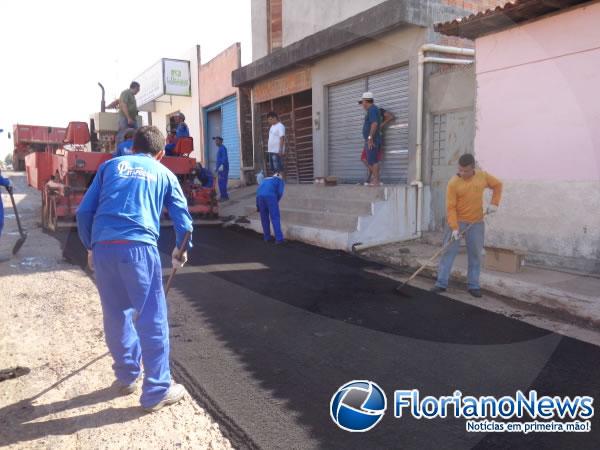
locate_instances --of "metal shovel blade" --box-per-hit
[12,233,27,255]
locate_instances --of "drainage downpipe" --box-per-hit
[413,44,475,238]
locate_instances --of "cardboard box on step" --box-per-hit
[484,247,527,273]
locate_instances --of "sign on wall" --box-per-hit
[135,58,191,107]
[164,59,191,96]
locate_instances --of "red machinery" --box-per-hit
[25,121,218,230]
[12,124,67,171]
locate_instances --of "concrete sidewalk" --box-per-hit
[362,239,600,330]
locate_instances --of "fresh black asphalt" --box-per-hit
[57,226,600,450]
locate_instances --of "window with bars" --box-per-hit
[432,113,447,167]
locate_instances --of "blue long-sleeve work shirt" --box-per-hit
[216,145,229,172]
[113,139,134,157]
[176,122,189,138]
[76,153,193,251]
[256,176,285,207]
[0,175,10,189]
[0,175,10,207]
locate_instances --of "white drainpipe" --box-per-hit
[413,44,475,238]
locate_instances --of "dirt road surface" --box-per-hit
[0,172,233,450]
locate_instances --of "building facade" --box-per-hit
[136,44,249,184]
[437,0,600,273]
[234,0,509,234]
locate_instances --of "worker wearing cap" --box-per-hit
[256,173,285,244]
[0,171,13,238]
[113,128,135,157]
[77,126,193,412]
[213,136,229,201]
[359,102,394,184]
[165,113,190,156]
[431,153,502,298]
[359,92,383,186]
[116,81,140,144]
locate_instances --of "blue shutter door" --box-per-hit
[221,97,240,179]
[206,109,222,172]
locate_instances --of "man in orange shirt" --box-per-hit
[431,153,502,298]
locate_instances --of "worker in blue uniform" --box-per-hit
[195,163,214,188]
[77,126,193,412]
[113,129,135,157]
[0,171,13,239]
[256,173,285,243]
[164,113,190,156]
[213,136,229,201]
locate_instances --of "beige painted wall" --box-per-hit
[281,0,386,48]
[198,43,241,167]
[200,43,240,107]
[251,0,386,61]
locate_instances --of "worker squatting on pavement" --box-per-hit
[76,126,194,412]
[256,173,285,244]
[213,136,229,201]
[431,153,503,298]
[0,170,13,238]
[113,128,135,157]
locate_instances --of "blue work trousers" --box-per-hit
[435,221,485,290]
[116,116,138,144]
[218,170,229,200]
[257,195,283,242]
[0,199,4,238]
[268,153,284,173]
[93,242,171,408]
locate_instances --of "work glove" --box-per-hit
[486,204,498,215]
[451,230,461,241]
[87,250,94,272]
[172,247,188,269]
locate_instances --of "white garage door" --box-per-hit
[328,65,409,183]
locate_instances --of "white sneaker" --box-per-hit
[143,383,186,412]
[112,378,139,396]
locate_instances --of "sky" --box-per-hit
[0,0,252,161]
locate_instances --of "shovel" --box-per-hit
[164,231,192,295]
[7,188,27,255]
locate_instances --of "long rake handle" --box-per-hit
[165,231,191,295]
[400,221,479,289]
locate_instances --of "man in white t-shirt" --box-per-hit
[267,111,285,173]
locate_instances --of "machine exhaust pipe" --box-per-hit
[98,82,106,112]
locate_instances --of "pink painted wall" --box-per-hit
[474,2,600,182]
[199,43,241,107]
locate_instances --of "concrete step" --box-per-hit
[242,216,352,250]
[284,184,387,202]
[280,196,373,216]
[245,206,358,232]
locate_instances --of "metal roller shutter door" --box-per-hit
[221,97,241,179]
[327,65,409,183]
